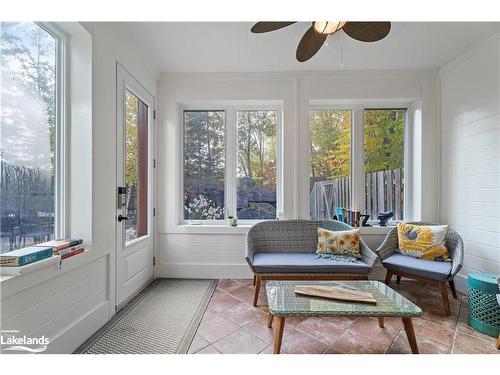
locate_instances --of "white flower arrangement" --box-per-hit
[185,195,223,220]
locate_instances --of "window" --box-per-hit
[364,109,406,221]
[183,110,225,221]
[236,110,278,220]
[182,105,281,223]
[1,22,63,253]
[309,110,351,219]
[309,105,407,223]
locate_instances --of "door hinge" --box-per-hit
[153,207,156,217]
[153,256,156,266]
[153,110,156,119]
[153,159,156,168]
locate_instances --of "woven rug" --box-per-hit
[75,279,216,354]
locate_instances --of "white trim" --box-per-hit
[308,100,415,222]
[160,69,439,81]
[36,22,67,239]
[156,261,389,280]
[180,101,284,225]
[115,63,155,308]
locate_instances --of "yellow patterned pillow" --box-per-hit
[317,228,362,259]
[397,223,450,261]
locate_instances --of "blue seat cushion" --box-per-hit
[252,252,370,274]
[382,253,452,280]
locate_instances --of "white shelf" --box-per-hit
[0,250,89,279]
[0,255,61,277]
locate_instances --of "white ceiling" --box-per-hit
[109,22,498,73]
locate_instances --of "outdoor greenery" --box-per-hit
[183,111,225,220]
[236,110,277,219]
[237,110,277,191]
[309,110,351,180]
[125,91,139,187]
[364,109,405,172]
[309,108,405,181]
[182,110,278,220]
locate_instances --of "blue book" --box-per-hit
[0,246,53,267]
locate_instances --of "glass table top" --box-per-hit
[266,280,422,317]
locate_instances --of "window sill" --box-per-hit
[167,223,395,236]
[0,249,91,285]
[169,224,253,235]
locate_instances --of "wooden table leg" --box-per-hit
[273,316,285,354]
[378,317,384,328]
[267,312,274,328]
[402,317,419,354]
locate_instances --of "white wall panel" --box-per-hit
[439,28,500,293]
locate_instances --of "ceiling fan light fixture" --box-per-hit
[313,21,347,35]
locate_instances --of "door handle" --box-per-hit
[118,214,130,222]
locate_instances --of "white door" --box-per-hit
[116,64,154,308]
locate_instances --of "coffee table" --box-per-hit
[266,280,422,354]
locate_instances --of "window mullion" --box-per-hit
[351,106,365,213]
[225,106,237,219]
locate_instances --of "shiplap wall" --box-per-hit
[439,28,500,292]
[157,71,439,279]
[158,232,387,280]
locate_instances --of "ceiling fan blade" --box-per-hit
[251,22,296,33]
[296,26,327,62]
[343,22,391,42]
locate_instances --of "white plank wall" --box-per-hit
[0,256,110,354]
[157,232,387,280]
[439,28,500,292]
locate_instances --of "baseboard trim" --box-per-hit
[45,301,109,354]
[156,263,254,279]
[156,263,388,281]
[454,274,468,295]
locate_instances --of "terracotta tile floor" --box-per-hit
[188,279,500,354]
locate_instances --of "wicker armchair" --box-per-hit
[376,221,464,315]
[245,219,377,306]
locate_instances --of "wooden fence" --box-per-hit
[309,176,351,220]
[310,168,404,221]
[365,168,404,221]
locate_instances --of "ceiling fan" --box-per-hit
[251,21,391,62]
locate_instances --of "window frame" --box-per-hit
[309,100,412,224]
[38,22,67,240]
[44,22,67,239]
[1,22,67,252]
[180,101,283,225]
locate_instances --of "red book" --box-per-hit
[61,248,85,260]
[35,239,83,251]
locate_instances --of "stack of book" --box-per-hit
[0,239,85,276]
[35,239,85,260]
[0,246,53,267]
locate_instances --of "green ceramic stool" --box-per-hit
[467,272,500,338]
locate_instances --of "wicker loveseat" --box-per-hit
[245,219,378,306]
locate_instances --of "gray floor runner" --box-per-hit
[75,279,216,354]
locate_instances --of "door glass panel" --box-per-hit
[124,90,148,243]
